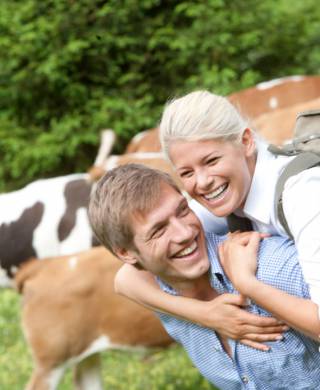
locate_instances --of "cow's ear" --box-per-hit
[114,247,138,265]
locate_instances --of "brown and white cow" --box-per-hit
[103,152,181,184]
[252,97,320,145]
[16,247,173,390]
[124,128,161,154]
[123,76,320,154]
[229,75,320,119]
[0,130,115,288]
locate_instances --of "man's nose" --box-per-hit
[171,218,193,242]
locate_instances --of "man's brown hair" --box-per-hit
[88,164,180,254]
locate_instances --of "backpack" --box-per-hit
[227,109,320,239]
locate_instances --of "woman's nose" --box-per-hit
[196,170,213,190]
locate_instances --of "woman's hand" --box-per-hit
[218,231,264,293]
[197,293,287,351]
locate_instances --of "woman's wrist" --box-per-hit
[236,276,260,297]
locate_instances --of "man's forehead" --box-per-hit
[132,184,185,229]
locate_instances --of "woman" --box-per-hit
[115,90,320,344]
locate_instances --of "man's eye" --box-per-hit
[180,171,192,178]
[151,226,165,239]
[179,204,190,217]
[206,157,219,165]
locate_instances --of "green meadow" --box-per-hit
[0,289,216,390]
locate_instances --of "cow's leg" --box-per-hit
[25,364,65,390]
[73,353,103,390]
[93,129,116,167]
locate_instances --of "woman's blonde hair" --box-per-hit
[160,90,251,160]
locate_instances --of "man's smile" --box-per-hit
[174,240,198,259]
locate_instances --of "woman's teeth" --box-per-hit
[204,183,228,200]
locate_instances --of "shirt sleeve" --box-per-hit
[282,167,320,313]
[257,237,310,301]
[156,312,189,344]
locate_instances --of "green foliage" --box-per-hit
[0,0,319,190]
[0,290,217,390]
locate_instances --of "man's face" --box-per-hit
[128,182,209,287]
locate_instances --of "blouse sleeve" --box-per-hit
[282,166,320,313]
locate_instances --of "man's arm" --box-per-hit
[219,232,320,340]
[115,263,288,350]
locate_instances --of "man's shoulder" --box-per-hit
[258,236,296,264]
[205,232,226,259]
[257,236,310,301]
[205,232,226,247]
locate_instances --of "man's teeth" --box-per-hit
[204,183,228,200]
[176,241,197,258]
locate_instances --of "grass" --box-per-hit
[0,289,217,390]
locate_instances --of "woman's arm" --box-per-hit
[236,277,319,340]
[115,263,288,350]
[219,232,320,340]
[283,167,320,312]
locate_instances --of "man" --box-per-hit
[89,164,320,390]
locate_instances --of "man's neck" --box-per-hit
[170,274,218,301]
[167,272,231,357]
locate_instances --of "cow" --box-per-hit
[103,152,181,183]
[16,247,173,390]
[228,75,320,119]
[252,97,320,145]
[124,128,161,154]
[123,76,320,154]
[0,130,115,288]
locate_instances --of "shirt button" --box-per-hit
[241,375,249,384]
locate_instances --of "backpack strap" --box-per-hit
[275,152,320,239]
[268,109,320,156]
[227,213,253,232]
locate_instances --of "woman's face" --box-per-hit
[168,129,256,217]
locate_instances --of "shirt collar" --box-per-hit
[242,139,287,225]
[206,233,225,276]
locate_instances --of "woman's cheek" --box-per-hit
[183,178,195,195]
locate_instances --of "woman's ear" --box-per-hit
[114,247,139,265]
[241,128,256,157]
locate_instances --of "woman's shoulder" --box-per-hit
[283,166,320,203]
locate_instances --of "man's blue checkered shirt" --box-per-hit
[158,234,320,390]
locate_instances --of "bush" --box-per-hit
[0,0,319,190]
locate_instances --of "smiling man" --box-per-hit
[89,164,320,390]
